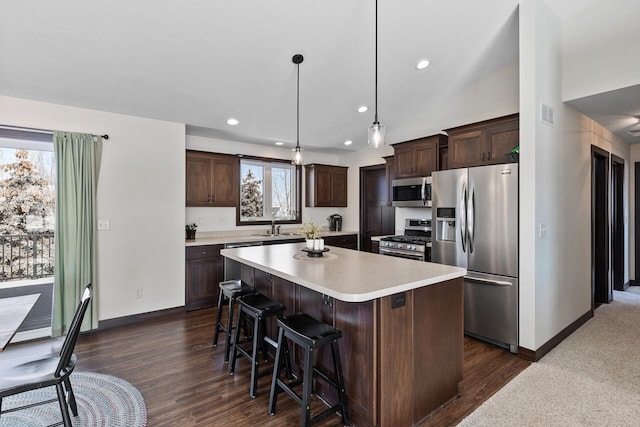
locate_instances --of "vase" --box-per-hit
[306,239,314,249]
[186,230,196,240]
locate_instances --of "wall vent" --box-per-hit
[541,103,554,126]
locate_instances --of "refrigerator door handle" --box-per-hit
[460,182,467,252]
[464,275,512,286]
[468,186,475,253]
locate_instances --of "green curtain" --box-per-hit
[52,131,102,336]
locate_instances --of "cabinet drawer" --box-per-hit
[324,234,358,250]
[186,245,222,260]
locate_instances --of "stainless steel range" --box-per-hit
[379,219,432,261]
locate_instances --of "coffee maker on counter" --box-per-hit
[328,214,342,231]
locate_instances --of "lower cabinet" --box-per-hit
[185,245,223,311]
[323,234,358,250]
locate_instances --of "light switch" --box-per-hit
[539,223,546,238]
[97,220,110,231]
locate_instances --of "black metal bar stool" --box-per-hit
[229,293,292,398]
[268,313,349,427]
[212,279,255,362]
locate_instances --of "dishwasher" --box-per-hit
[223,241,263,281]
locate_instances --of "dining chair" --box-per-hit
[0,283,92,427]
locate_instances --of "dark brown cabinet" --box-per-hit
[392,134,446,178]
[186,150,239,207]
[323,234,358,250]
[383,155,394,205]
[446,114,519,169]
[185,245,223,311]
[305,164,348,207]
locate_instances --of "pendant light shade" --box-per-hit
[291,54,304,165]
[368,0,385,148]
[368,122,385,148]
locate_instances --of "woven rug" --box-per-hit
[0,372,147,427]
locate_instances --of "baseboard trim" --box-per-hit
[517,309,593,362]
[97,306,186,331]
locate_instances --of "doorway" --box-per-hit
[591,145,611,308]
[359,164,395,252]
[611,155,625,291]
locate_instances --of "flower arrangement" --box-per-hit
[186,223,198,231]
[299,221,322,240]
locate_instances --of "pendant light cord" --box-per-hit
[296,59,300,148]
[374,0,379,124]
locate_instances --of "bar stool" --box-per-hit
[229,293,292,398]
[268,313,349,427]
[212,279,255,362]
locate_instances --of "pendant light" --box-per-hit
[368,0,385,148]
[291,54,304,165]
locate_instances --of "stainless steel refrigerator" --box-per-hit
[432,163,518,353]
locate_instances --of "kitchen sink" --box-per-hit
[251,232,301,237]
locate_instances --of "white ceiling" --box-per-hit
[1,0,636,153]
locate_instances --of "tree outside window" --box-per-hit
[240,158,299,223]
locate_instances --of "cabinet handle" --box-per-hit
[201,251,207,255]
[487,151,491,161]
[482,152,485,161]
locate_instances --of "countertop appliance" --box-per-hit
[379,218,431,262]
[328,214,342,231]
[432,163,518,353]
[392,177,432,207]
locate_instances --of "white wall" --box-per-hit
[519,1,631,351]
[562,0,640,101]
[0,95,186,321]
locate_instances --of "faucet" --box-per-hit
[271,218,276,235]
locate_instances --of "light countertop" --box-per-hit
[221,243,466,302]
[185,229,358,247]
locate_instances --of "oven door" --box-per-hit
[379,246,425,261]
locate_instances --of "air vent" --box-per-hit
[541,103,554,126]
[628,129,640,137]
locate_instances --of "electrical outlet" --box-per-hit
[135,288,143,299]
[97,220,110,231]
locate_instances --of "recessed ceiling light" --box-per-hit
[226,118,239,126]
[416,59,430,70]
[357,106,369,113]
[275,141,284,146]
[344,140,353,146]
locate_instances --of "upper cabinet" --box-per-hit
[305,164,348,207]
[445,114,519,169]
[186,150,239,207]
[392,134,446,179]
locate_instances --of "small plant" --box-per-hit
[186,223,198,240]
[299,222,322,240]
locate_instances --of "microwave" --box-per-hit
[392,177,432,207]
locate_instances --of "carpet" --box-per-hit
[458,290,640,426]
[0,372,147,427]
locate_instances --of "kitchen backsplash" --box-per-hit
[186,206,348,233]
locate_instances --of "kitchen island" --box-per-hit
[221,243,466,427]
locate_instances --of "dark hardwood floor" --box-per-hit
[75,307,529,426]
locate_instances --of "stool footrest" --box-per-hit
[275,378,303,406]
[311,405,345,426]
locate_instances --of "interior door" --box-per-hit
[360,165,395,252]
[611,155,625,291]
[467,163,518,277]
